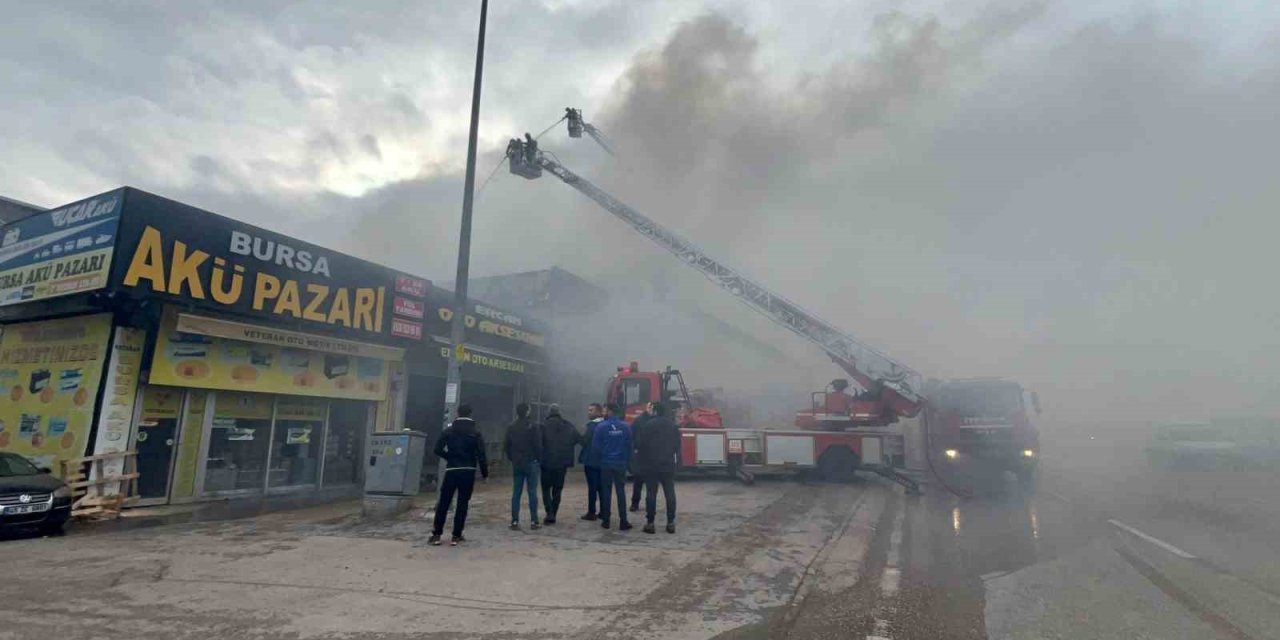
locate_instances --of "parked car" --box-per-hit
[1146,422,1279,471]
[0,452,73,535]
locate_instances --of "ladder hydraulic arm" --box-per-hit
[508,142,923,419]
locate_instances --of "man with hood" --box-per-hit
[539,404,577,524]
[592,403,634,530]
[579,403,605,521]
[429,404,488,546]
[504,403,543,530]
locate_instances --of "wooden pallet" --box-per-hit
[59,451,140,520]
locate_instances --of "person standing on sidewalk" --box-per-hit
[429,404,489,546]
[628,402,654,513]
[635,401,682,534]
[592,403,633,531]
[539,404,577,524]
[504,403,543,530]
[579,403,605,521]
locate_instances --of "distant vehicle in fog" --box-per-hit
[1146,422,1280,471]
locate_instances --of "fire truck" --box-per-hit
[924,378,1041,489]
[602,361,912,487]
[506,109,1040,493]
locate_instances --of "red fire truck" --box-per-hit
[604,362,914,489]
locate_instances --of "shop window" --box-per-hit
[324,400,370,486]
[204,392,273,493]
[270,397,327,488]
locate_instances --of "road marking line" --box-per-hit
[866,502,907,639]
[880,567,901,595]
[1043,490,1071,505]
[1108,519,1196,559]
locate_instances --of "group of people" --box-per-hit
[428,401,681,546]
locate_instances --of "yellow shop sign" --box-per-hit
[149,307,390,401]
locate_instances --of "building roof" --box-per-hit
[0,194,45,224]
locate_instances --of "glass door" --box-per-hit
[323,399,371,487]
[134,386,184,505]
[203,391,273,495]
[268,397,327,490]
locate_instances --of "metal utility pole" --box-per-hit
[444,0,489,431]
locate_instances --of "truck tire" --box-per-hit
[818,446,859,483]
[1015,466,1038,491]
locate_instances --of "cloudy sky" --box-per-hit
[3,1,1278,423]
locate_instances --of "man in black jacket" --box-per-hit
[634,402,681,534]
[579,403,605,521]
[539,404,577,524]
[430,404,489,546]
[628,402,655,512]
[504,403,543,530]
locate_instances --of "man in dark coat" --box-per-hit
[504,403,543,530]
[539,404,577,524]
[430,404,489,546]
[634,402,682,534]
[628,402,655,512]
[579,403,605,521]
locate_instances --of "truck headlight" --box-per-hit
[944,449,959,460]
[53,485,72,498]
[1023,449,1036,458]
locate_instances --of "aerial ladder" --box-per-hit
[506,114,924,428]
[504,113,929,493]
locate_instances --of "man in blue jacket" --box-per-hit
[579,403,605,521]
[591,403,633,530]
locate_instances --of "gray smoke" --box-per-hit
[527,7,1280,426]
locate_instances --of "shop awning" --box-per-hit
[177,313,405,361]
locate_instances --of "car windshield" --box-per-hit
[935,384,1024,417]
[0,454,41,477]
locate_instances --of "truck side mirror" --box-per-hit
[1031,391,1042,415]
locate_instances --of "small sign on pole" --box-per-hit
[445,382,459,404]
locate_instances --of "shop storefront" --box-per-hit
[0,185,563,501]
[128,306,404,503]
[405,285,551,471]
[0,187,427,505]
[0,190,126,477]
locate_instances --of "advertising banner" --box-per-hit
[0,314,112,476]
[110,188,425,345]
[424,284,547,359]
[88,326,146,494]
[0,190,123,307]
[436,345,534,376]
[149,307,389,401]
[175,313,403,361]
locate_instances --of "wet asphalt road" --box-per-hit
[3,445,1277,639]
[852,464,1280,640]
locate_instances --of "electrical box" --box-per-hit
[364,431,428,496]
